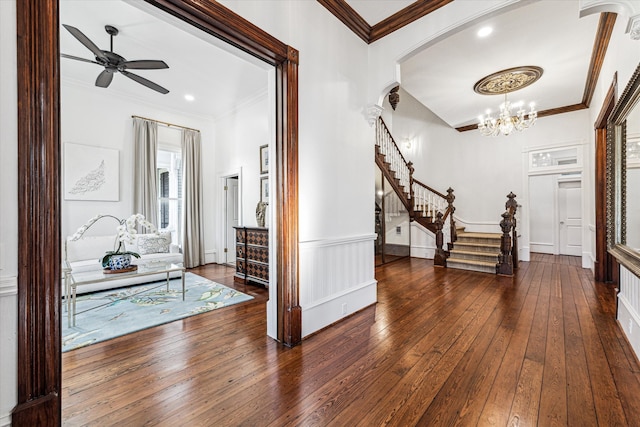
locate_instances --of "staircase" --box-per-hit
[374,116,518,276]
[447,231,501,274]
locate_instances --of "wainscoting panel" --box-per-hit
[0,276,17,427]
[410,223,435,259]
[300,234,377,337]
[618,266,640,360]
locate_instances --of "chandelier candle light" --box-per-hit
[474,66,543,137]
[478,93,537,137]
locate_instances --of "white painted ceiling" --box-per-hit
[60,0,601,129]
[59,0,270,121]
[397,0,600,128]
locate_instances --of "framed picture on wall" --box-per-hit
[260,144,269,174]
[261,176,269,203]
[64,142,119,201]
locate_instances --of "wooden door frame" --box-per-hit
[13,1,300,424]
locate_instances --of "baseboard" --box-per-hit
[0,413,11,427]
[302,279,377,338]
[617,294,640,361]
[518,246,530,262]
[530,242,553,254]
[204,250,217,265]
[582,251,594,270]
[410,245,434,259]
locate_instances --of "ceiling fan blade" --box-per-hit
[63,24,108,61]
[120,70,169,94]
[95,70,114,88]
[61,53,99,65]
[121,60,169,70]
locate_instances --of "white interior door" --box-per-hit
[558,179,582,256]
[225,177,239,265]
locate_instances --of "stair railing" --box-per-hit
[376,117,412,198]
[497,192,518,276]
[375,117,458,267]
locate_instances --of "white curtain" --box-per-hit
[181,129,205,268]
[133,118,158,228]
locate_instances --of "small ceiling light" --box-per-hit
[477,26,493,38]
[184,94,195,101]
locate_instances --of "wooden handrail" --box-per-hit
[412,178,447,199]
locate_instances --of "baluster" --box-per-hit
[408,162,414,202]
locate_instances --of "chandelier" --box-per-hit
[473,66,543,137]
[477,94,537,137]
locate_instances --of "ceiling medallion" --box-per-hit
[474,66,543,95]
[475,66,543,136]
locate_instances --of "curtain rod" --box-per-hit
[131,115,200,133]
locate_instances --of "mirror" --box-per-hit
[608,62,640,275]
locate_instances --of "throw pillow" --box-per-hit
[137,233,170,255]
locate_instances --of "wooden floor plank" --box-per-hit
[61,257,640,426]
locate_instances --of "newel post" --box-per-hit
[506,192,518,268]
[496,211,514,276]
[434,212,447,267]
[446,187,457,247]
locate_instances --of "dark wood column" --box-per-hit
[13,0,62,424]
[276,47,301,346]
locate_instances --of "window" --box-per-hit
[157,149,182,244]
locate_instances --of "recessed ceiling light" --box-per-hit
[477,27,493,38]
[184,94,195,101]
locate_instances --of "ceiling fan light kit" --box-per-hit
[475,66,543,137]
[61,24,170,94]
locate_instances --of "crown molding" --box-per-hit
[318,0,453,44]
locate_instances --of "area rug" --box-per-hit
[62,273,253,352]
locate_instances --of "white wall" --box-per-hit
[213,93,269,227]
[61,82,220,256]
[220,1,378,336]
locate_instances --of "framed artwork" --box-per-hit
[260,144,269,174]
[64,142,119,201]
[261,176,269,203]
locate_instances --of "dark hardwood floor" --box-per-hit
[62,255,640,426]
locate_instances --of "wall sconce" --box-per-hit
[403,137,412,149]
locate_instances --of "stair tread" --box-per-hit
[454,242,501,249]
[459,232,501,239]
[447,259,497,267]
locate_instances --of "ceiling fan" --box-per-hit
[61,24,170,94]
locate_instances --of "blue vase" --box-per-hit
[108,254,132,270]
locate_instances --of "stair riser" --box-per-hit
[457,237,501,245]
[447,261,496,274]
[449,253,499,263]
[453,244,500,254]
